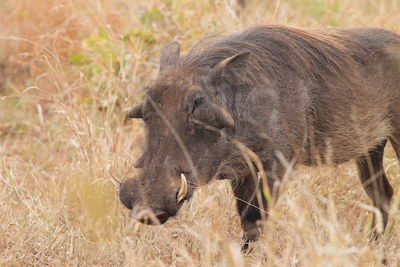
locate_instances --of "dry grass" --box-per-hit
[1,0,400,266]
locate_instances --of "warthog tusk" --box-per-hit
[177,173,188,203]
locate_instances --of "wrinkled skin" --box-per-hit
[120,62,242,223]
[119,26,400,251]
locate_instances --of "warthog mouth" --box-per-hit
[131,206,171,225]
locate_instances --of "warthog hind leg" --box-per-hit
[389,134,400,162]
[356,140,393,237]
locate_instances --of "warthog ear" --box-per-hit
[127,104,143,119]
[159,41,181,73]
[184,90,234,130]
[212,51,250,82]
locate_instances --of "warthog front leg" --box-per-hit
[231,174,269,252]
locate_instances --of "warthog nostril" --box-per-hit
[131,206,170,225]
[153,211,170,224]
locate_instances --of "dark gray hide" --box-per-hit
[120,26,400,251]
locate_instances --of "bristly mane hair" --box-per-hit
[178,25,369,87]
[177,25,400,164]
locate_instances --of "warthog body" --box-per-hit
[119,26,400,250]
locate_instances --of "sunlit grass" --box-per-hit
[1,0,400,265]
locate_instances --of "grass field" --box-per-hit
[1,0,400,266]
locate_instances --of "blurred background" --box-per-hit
[0,0,399,266]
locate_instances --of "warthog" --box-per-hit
[119,26,400,250]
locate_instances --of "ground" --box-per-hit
[0,0,399,266]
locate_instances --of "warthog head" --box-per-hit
[119,42,249,224]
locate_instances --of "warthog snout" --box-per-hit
[119,173,190,225]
